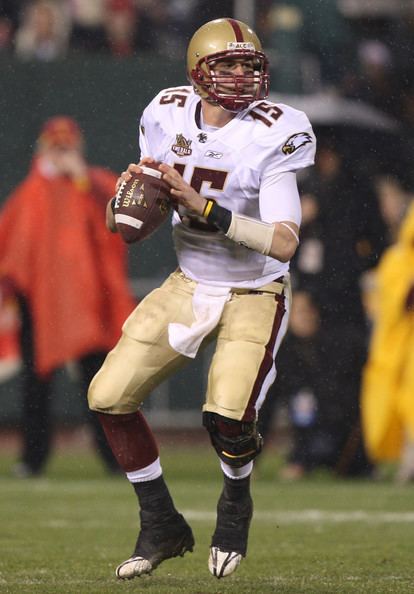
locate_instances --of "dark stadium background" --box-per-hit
[0,0,410,436]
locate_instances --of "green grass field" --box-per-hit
[0,441,413,594]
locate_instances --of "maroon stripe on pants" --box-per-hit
[242,293,286,422]
[227,18,244,42]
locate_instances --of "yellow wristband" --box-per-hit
[202,199,214,218]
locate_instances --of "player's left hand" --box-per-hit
[158,163,206,216]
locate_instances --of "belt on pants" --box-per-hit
[231,277,285,296]
[175,269,285,296]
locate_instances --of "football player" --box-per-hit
[88,17,316,580]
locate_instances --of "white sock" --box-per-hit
[220,460,253,480]
[126,457,162,483]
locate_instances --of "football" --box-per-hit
[113,163,172,244]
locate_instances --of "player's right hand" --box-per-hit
[115,158,156,192]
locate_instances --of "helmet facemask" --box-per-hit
[190,49,269,112]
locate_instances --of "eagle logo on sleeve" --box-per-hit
[282,132,313,155]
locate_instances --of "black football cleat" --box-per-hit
[116,511,194,579]
[209,486,253,578]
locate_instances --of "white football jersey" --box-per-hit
[139,86,316,288]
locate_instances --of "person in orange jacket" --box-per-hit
[0,277,22,382]
[0,116,136,477]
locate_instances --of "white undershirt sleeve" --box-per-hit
[259,170,302,226]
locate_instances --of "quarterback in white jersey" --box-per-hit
[88,17,316,583]
[140,86,314,287]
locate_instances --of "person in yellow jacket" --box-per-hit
[361,201,414,481]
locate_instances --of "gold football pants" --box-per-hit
[88,270,290,422]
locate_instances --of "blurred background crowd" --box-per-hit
[1,0,414,102]
[0,0,413,483]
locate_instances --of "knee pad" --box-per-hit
[203,412,263,468]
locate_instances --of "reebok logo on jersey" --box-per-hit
[172,133,192,157]
[205,150,223,159]
[282,132,312,155]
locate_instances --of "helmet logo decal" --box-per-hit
[227,41,255,51]
[282,132,313,155]
[172,133,193,157]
